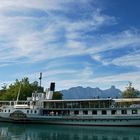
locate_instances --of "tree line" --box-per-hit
[122,82,140,98]
[0,77,62,101]
[0,78,139,101]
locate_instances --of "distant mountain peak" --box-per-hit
[61,86,121,99]
[110,85,115,89]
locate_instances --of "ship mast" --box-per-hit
[16,82,22,104]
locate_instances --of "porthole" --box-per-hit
[132,109,137,114]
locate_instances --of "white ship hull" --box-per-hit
[0,112,140,126]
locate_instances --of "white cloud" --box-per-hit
[55,71,140,90]
[0,0,64,11]
[111,53,140,67]
[88,30,140,55]
[90,30,140,67]
[4,68,140,91]
[93,72,140,90]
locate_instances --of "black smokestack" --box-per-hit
[39,72,42,87]
[50,82,55,91]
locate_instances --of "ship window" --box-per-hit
[83,110,88,115]
[132,109,137,114]
[111,110,116,115]
[5,110,6,112]
[31,110,33,113]
[102,110,107,115]
[34,110,37,114]
[9,110,10,113]
[121,110,127,114]
[92,110,97,115]
[27,110,29,113]
[74,110,79,115]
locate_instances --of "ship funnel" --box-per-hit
[46,82,55,100]
[50,82,55,92]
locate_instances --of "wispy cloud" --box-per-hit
[3,65,140,90]
[0,0,116,64]
[90,30,140,67]
[89,30,140,54]
[54,71,140,90]
[111,52,140,68]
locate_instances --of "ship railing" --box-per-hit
[130,104,140,108]
[14,104,30,109]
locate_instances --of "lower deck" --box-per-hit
[0,107,140,126]
[41,107,140,117]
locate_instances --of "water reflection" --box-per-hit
[0,123,140,140]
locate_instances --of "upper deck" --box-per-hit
[1,98,140,110]
[42,98,140,109]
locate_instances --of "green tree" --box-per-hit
[122,82,140,98]
[0,77,41,101]
[0,83,7,94]
[52,91,63,100]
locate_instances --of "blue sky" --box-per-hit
[0,0,140,90]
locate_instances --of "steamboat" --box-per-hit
[0,82,140,126]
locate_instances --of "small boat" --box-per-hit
[0,82,140,126]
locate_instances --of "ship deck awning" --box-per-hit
[42,98,113,102]
[113,98,140,102]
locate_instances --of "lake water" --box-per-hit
[0,123,140,140]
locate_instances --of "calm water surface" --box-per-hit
[0,123,140,140]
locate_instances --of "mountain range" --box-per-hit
[61,86,121,99]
